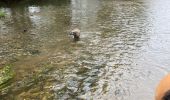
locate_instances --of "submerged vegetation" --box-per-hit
[0,65,14,89]
[0,65,54,99]
[0,10,5,18]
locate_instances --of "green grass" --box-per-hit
[0,11,5,18]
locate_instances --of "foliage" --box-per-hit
[0,11,5,18]
[0,65,14,89]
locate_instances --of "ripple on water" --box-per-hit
[1,0,170,100]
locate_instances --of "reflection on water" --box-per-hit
[71,0,100,31]
[148,0,170,33]
[1,0,170,100]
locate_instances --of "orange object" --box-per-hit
[155,73,170,100]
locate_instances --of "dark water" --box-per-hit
[0,0,170,99]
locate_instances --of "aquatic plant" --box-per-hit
[0,64,54,99]
[0,65,14,89]
[0,11,5,18]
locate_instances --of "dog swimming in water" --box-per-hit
[69,28,80,41]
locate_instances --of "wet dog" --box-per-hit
[69,28,80,41]
[155,73,170,100]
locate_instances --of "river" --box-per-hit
[0,0,170,100]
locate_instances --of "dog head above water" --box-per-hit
[70,28,80,41]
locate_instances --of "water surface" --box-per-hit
[0,0,170,100]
